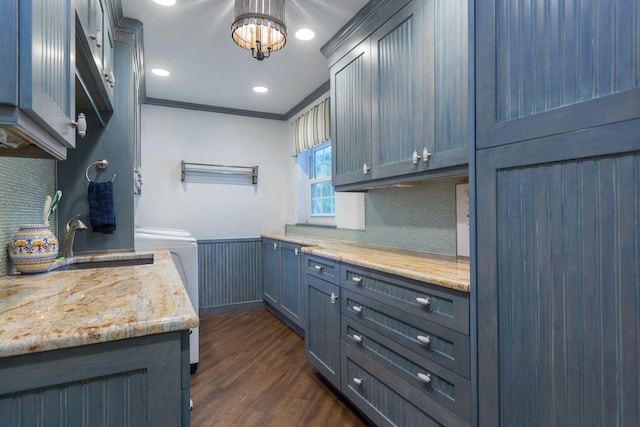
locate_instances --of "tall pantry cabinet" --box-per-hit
[474,1,640,425]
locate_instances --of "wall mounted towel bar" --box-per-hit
[181,161,258,185]
[85,159,116,183]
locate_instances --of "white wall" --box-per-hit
[135,104,290,240]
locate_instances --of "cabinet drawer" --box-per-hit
[304,255,340,284]
[341,264,469,334]
[342,289,470,378]
[343,318,470,421]
[341,343,469,427]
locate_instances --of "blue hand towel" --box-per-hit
[88,181,116,234]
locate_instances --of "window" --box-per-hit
[309,143,335,216]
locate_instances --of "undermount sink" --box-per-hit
[54,253,154,271]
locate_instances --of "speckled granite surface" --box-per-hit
[0,250,199,358]
[262,234,470,293]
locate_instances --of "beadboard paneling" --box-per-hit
[197,239,262,312]
[494,151,640,426]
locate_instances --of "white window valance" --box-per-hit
[292,97,330,156]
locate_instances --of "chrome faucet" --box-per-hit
[61,214,88,258]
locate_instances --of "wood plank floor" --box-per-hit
[190,309,371,427]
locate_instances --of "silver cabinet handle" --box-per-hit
[330,292,338,304]
[352,305,363,314]
[294,247,300,256]
[351,276,363,284]
[362,163,370,175]
[412,149,421,164]
[350,334,363,344]
[352,378,364,386]
[417,335,432,346]
[89,29,102,48]
[314,264,323,271]
[417,373,432,385]
[273,242,277,250]
[416,297,431,307]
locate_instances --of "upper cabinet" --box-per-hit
[325,0,472,190]
[75,0,116,112]
[0,0,75,159]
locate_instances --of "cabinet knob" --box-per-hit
[416,297,431,307]
[351,276,363,284]
[422,147,431,163]
[412,150,421,165]
[273,242,278,250]
[352,377,364,387]
[104,69,115,87]
[330,292,338,304]
[89,29,102,48]
[362,163,370,175]
[352,305,363,314]
[417,372,432,385]
[314,264,323,271]
[350,334,363,344]
[71,113,87,138]
[294,248,300,256]
[417,335,432,346]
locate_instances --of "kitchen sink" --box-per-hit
[54,253,154,271]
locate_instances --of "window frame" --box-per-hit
[307,141,335,220]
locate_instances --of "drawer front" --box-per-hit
[341,264,469,335]
[342,318,470,421]
[341,343,469,427]
[304,255,340,284]
[342,289,470,378]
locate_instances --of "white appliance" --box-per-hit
[135,227,199,371]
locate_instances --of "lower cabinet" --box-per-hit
[0,331,191,426]
[262,238,304,331]
[305,254,471,426]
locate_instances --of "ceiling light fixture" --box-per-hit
[295,29,315,41]
[153,0,176,6]
[152,68,171,77]
[231,0,287,61]
[253,86,269,93]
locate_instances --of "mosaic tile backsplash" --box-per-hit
[0,158,57,277]
[286,177,467,256]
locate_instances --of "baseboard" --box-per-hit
[199,301,264,316]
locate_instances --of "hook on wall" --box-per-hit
[85,159,116,183]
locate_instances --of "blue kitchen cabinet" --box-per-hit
[0,0,75,159]
[0,331,191,426]
[75,0,116,111]
[262,238,280,306]
[325,0,472,190]
[262,239,305,331]
[305,255,342,389]
[475,0,640,425]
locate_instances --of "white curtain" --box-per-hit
[292,97,330,155]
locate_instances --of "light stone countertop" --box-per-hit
[0,250,199,358]
[262,234,470,293]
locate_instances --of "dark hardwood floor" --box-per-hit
[190,309,371,427]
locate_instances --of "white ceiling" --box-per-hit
[120,0,368,116]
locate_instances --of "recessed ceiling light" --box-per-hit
[295,29,315,41]
[152,68,171,77]
[153,0,176,6]
[253,86,269,93]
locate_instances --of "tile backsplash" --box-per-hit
[287,176,467,255]
[0,158,57,277]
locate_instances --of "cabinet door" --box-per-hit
[476,1,640,425]
[371,0,426,179]
[305,275,341,388]
[20,0,75,148]
[476,0,640,149]
[100,0,115,104]
[427,0,470,170]
[330,40,372,187]
[262,239,279,306]
[280,242,302,326]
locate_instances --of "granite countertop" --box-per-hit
[0,250,199,359]
[262,234,470,293]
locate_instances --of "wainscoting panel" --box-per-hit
[197,239,263,315]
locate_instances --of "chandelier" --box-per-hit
[231,0,287,61]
